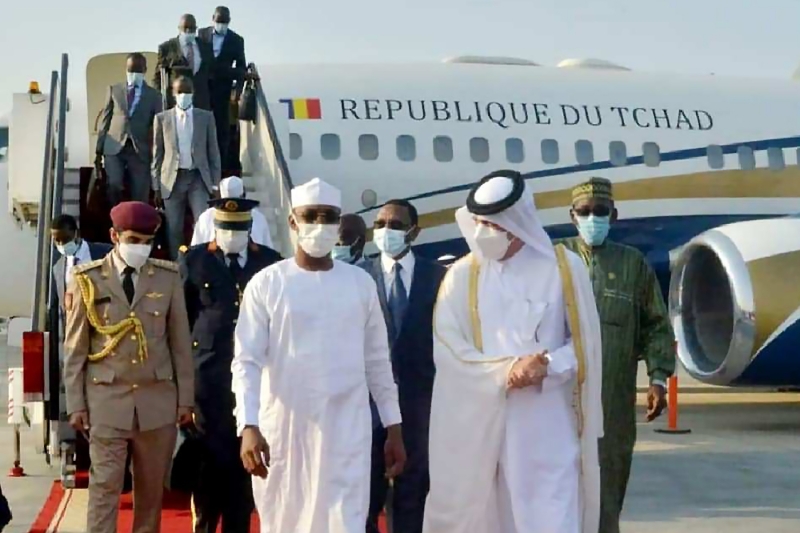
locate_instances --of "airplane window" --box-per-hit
[289,133,302,160]
[321,134,341,160]
[609,141,627,167]
[433,136,453,163]
[575,140,594,165]
[541,139,559,165]
[767,147,785,171]
[642,142,661,167]
[737,146,755,170]
[470,137,490,163]
[397,135,416,162]
[359,134,379,161]
[505,138,524,164]
[706,145,724,169]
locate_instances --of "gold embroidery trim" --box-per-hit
[75,273,148,363]
[468,256,484,353]
[555,244,586,436]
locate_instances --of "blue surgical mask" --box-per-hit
[331,245,356,263]
[179,32,196,45]
[576,215,610,247]
[373,228,408,258]
[214,22,229,34]
[126,72,144,87]
[57,240,80,257]
[175,93,193,110]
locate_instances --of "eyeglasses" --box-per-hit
[573,205,611,218]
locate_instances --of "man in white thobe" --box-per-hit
[232,177,406,533]
[191,176,274,247]
[423,170,603,533]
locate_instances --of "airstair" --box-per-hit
[10,52,296,484]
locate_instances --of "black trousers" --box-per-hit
[209,80,233,171]
[367,397,431,533]
[192,440,253,533]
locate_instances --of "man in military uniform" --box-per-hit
[557,177,675,533]
[180,197,282,533]
[63,201,194,533]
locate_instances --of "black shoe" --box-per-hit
[0,493,12,532]
[122,470,133,494]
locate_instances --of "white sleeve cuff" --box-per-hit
[377,401,402,428]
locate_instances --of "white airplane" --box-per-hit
[4,53,800,390]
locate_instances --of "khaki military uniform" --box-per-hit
[63,252,194,533]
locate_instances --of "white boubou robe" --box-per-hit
[232,259,402,533]
[423,245,603,533]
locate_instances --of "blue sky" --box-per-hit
[2,0,800,115]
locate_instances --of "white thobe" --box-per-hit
[232,259,402,533]
[423,246,603,533]
[191,206,274,248]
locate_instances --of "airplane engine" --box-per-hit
[668,218,800,387]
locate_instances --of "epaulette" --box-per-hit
[72,258,104,274]
[147,258,180,272]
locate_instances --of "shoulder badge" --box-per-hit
[72,258,104,274]
[147,258,180,272]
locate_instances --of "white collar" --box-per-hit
[175,105,193,117]
[381,249,415,275]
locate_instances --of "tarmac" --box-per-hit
[2,333,800,532]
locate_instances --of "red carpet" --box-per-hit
[30,481,387,532]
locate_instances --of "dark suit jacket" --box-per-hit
[363,254,446,421]
[154,37,213,110]
[180,241,282,461]
[198,27,247,98]
[96,82,162,159]
[50,242,113,340]
[51,242,113,314]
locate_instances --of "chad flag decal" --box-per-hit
[280,98,322,120]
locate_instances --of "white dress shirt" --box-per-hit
[65,240,92,288]
[224,248,247,268]
[380,250,415,298]
[175,107,194,170]
[212,30,226,58]
[180,39,202,74]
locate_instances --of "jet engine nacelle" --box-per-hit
[669,217,800,387]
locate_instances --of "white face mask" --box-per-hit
[373,228,409,258]
[179,32,196,45]
[214,22,229,34]
[217,229,249,255]
[473,224,512,261]
[126,72,144,86]
[118,243,151,269]
[175,93,193,110]
[296,223,339,258]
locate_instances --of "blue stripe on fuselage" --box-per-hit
[410,214,774,297]
[735,319,800,386]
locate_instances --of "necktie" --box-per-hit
[186,44,196,74]
[123,266,135,305]
[127,86,135,111]
[227,254,243,281]
[387,263,408,339]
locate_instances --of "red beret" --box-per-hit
[110,201,161,235]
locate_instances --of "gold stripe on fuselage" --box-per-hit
[415,167,800,230]
[747,250,800,355]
